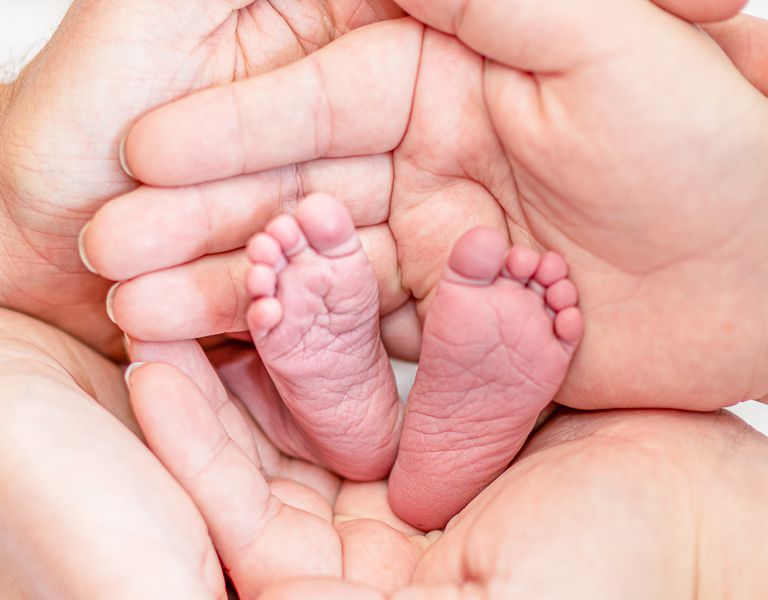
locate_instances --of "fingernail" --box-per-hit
[124,362,146,389]
[106,282,121,324]
[119,138,136,180]
[78,222,98,274]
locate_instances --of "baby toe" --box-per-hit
[246,264,277,298]
[294,193,360,257]
[546,278,579,312]
[554,306,584,346]
[505,245,541,283]
[534,251,569,287]
[247,233,286,270]
[247,297,284,340]
[446,227,507,284]
[266,215,307,257]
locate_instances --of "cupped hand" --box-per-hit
[128,337,768,598]
[0,310,224,598]
[0,0,401,357]
[91,0,768,409]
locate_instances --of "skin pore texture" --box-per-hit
[241,193,582,528]
[127,337,768,599]
[0,308,766,598]
[84,0,768,416]
[0,0,404,358]
[245,193,403,482]
[1,0,768,595]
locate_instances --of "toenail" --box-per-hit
[106,282,121,324]
[78,222,98,274]
[124,362,147,389]
[118,138,136,180]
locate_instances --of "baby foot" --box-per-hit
[389,228,582,530]
[246,194,402,481]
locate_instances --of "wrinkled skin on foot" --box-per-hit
[0,0,402,357]
[91,0,768,410]
[390,228,583,530]
[244,194,402,481]
[126,340,768,599]
[2,312,766,598]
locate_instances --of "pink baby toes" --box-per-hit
[243,194,402,482]
[389,227,583,531]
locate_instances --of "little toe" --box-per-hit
[247,233,287,270]
[546,279,579,312]
[246,265,277,298]
[555,306,584,346]
[266,215,308,257]
[505,246,541,283]
[534,251,569,287]
[446,227,507,285]
[247,297,284,340]
[294,193,360,257]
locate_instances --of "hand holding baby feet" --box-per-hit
[389,228,582,530]
[245,194,403,481]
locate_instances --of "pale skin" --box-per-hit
[2,312,766,598]
[1,1,768,596]
[84,0,768,413]
[77,0,768,528]
[0,0,404,358]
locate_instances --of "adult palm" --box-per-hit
[0,310,222,598]
[128,338,768,599]
[93,1,768,413]
[0,0,401,357]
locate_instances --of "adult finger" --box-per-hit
[128,339,342,596]
[653,0,746,22]
[85,155,393,281]
[111,224,407,341]
[705,13,768,95]
[393,0,743,72]
[123,19,423,186]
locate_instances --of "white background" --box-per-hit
[1,0,767,433]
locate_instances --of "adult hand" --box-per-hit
[0,0,402,358]
[0,310,224,598]
[128,339,768,598]
[91,0,768,409]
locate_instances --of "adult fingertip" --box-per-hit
[106,282,121,324]
[119,137,137,180]
[124,362,147,389]
[78,221,98,274]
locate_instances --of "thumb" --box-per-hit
[705,13,768,95]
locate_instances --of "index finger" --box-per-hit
[123,18,423,186]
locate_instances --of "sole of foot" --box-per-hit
[389,227,583,530]
[246,193,402,481]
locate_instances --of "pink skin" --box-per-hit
[245,200,582,528]
[389,228,582,531]
[245,193,402,481]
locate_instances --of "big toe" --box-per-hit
[294,193,359,257]
[446,227,508,283]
